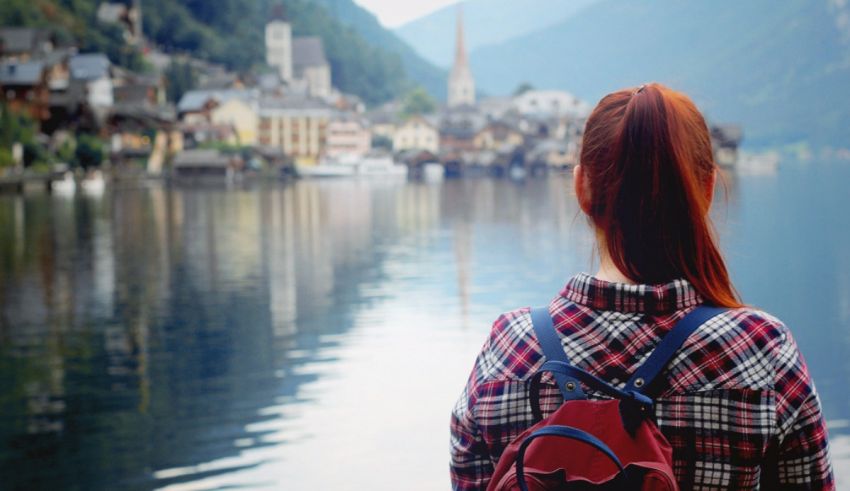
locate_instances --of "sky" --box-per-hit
[353,0,459,28]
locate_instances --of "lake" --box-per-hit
[0,162,848,489]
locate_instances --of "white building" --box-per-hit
[258,96,334,165]
[512,90,592,118]
[447,6,475,108]
[69,53,113,109]
[326,117,371,159]
[266,19,293,82]
[393,116,439,153]
[293,37,332,100]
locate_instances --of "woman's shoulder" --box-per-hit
[667,305,803,393]
[475,306,542,382]
[695,306,792,347]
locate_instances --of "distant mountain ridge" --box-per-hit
[468,0,850,147]
[312,0,447,100]
[395,0,600,68]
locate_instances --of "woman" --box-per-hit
[450,83,834,490]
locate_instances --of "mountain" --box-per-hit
[395,0,600,68]
[312,0,447,100]
[143,0,414,105]
[0,0,442,106]
[469,0,850,147]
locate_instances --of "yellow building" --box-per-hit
[211,98,258,146]
[258,96,333,165]
[392,116,439,153]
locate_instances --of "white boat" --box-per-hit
[52,171,76,195]
[80,170,106,195]
[422,162,445,182]
[295,163,356,178]
[356,155,408,178]
[297,154,407,178]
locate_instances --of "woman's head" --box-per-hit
[575,83,741,307]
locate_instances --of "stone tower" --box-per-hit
[448,5,475,107]
[266,5,293,82]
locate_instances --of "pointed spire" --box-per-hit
[454,4,468,69]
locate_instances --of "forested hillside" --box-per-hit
[0,0,440,106]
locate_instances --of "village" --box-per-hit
[0,4,740,189]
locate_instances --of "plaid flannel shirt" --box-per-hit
[450,273,834,490]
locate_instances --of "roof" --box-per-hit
[259,94,332,111]
[0,61,45,85]
[0,28,48,54]
[69,54,111,80]
[173,149,230,167]
[177,88,258,113]
[293,37,328,69]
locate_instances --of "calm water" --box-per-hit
[0,164,848,490]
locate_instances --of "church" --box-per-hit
[265,8,332,100]
[447,6,475,108]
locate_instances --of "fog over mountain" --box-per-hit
[395,0,599,68]
[466,0,850,147]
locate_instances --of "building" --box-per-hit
[447,7,475,108]
[265,13,293,82]
[293,37,332,100]
[211,98,258,146]
[264,9,333,100]
[325,116,371,159]
[474,121,524,151]
[177,89,257,122]
[96,1,144,46]
[0,28,53,62]
[512,90,591,118]
[393,116,439,153]
[69,53,113,110]
[440,107,485,155]
[0,60,49,121]
[258,95,333,164]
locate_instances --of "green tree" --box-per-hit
[74,134,104,169]
[165,60,198,103]
[400,87,436,119]
[513,82,535,97]
[0,103,43,168]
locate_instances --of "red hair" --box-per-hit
[579,83,742,308]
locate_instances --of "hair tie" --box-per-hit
[634,84,647,95]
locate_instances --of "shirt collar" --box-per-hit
[561,272,703,314]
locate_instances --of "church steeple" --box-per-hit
[448,4,475,107]
[454,6,468,68]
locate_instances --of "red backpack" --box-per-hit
[487,305,726,491]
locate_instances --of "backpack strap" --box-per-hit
[625,305,727,395]
[530,307,586,401]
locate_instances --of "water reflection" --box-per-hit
[0,166,847,489]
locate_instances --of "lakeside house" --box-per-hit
[257,95,333,165]
[393,116,440,154]
[325,115,372,159]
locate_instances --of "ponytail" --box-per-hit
[580,83,741,308]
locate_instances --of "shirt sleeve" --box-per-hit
[450,317,504,490]
[766,326,835,489]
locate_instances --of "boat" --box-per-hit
[296,154,357,178]
[422,162,445,182]
[296,154,407,178]
[52,171,76,195]
[80,169,106,195]
[356,155,408,178]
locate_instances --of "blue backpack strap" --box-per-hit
[625,305,727,394]
[530,307,585,401]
